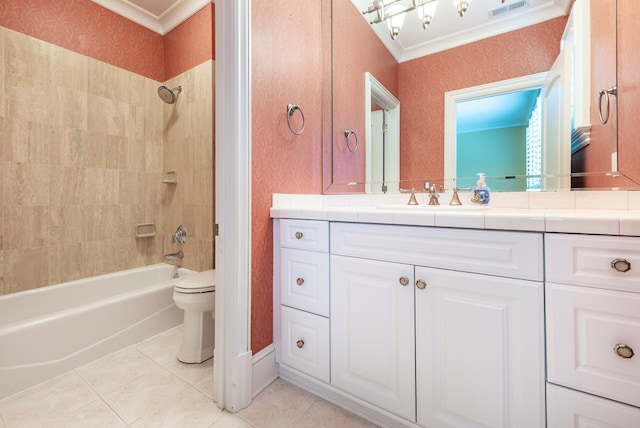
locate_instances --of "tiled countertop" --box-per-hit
[270,191,640,236]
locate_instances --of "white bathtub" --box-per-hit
[0,263,195,399]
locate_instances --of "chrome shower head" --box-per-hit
[158,85,182,104]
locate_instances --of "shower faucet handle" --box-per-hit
[172,225,187,245]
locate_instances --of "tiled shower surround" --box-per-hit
[0,27,214,296]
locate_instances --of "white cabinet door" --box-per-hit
[330,255,416,422]
[415,266,545,428]
[547,383,640,427]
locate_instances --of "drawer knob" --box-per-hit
[296,277,304,286]
[416,279,427,290]
[614,344,634,359]
[399,276,409,286]
[295,231,304,240]
[611,258,631,273]
[296,340,305,349]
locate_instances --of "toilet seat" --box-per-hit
[174,270,216,294]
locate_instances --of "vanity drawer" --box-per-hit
[546,283,640,407]
[280,306,329,383]
[546,234,640,293]
[547,383,640,427]
[279,219,329,252]
[330,222,543,281]
[280,248,329,317]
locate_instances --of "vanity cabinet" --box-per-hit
[276,219,330,383]
[329,222,545,427]
[545,233,640,426]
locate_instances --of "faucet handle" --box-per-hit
[400,188,419,205]
[449,187,472,206]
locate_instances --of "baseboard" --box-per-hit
[279,365,418,428]
[252,344,278,397]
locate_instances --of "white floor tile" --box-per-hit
[130,384,224,427]
[0,372,100,428]
[75,347,158,396]
[134,325,183,366]
[101,365,191,424]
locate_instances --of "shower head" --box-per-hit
[158,85,182,104]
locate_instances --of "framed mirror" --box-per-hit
[323,0,639,194]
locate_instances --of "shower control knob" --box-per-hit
[296,340,305,349]
[416,279,427,290]
[295,231,303,240]
[296,277,304,286]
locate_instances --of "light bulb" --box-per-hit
[418,0,438,29]
[386,4,407,39]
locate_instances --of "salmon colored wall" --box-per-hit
[251,0,324,353]
[0,0,214,82]
[331,0,399,192]
[0,0,164,81]
[572,0,618,188]
[164,3,215,81]
[616,0,640,185]
[398,17,567,184]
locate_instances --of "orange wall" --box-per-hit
[0,0,214,82]
[616,0,640,183]
[164,4,215,80]
[398,17,567,184]
[251,0,324,353]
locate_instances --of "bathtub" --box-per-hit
[0,263,195,399]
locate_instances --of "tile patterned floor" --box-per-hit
[0,326,377,428]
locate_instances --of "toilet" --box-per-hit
[172,269,216,363]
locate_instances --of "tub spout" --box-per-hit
[163,251,184,261]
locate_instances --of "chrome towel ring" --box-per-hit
[598,85,617,125]
[344,129,359,153]
[287,104,305,135]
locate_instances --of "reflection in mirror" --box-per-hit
[366,72,400,193]
[325,0,640,194]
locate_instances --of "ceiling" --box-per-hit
[90,0,211,35]
[457,88,541,134]
[352,0,572,62]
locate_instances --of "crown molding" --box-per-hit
[90,0,212,35]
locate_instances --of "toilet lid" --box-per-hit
[174,269,216,294]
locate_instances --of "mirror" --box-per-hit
[324,0,639,193]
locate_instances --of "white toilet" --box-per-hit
[172,269,216,363]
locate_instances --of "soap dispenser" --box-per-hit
[471,173,490,205]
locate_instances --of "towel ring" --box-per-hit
[344,129,359,153]
[287,104,305,135]
[598,86,617,125]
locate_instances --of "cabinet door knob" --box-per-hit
[296,277,304,286]
[416,279,427,290]
[614,343,634,359]
[611,258,631,272]
[295,231,303,240]
[399,276,409,286]
[296,340,305,349]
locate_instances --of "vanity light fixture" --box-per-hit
[364,0,476,39]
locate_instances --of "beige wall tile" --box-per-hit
[4,162,50,206]
[3,247,50,293]
[86,168,119,205]
[5,29,51,83]
[48,243,85,284]
[50,205,86,245]
[1,29,213,294]
[86,205,121,241]
[49,165,86,205]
